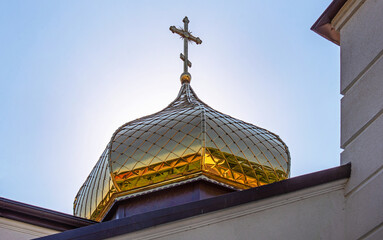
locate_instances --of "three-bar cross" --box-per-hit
[170,16,202,83]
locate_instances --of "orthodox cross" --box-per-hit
[170,16,202,83]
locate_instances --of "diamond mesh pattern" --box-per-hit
[74,83,290,221]
[110,107,203,192]
[203,107,289,186]
[74,145,115,220]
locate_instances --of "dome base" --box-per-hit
[102,178,235,221]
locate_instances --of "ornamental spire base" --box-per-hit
[180,72,191,84]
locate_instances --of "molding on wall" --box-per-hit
[0,197,95,231]
[341,108,383,149]
[346,162,383,198]
[131,180,347,240]
[332,0,367,31]
[0,217,58,237]
[357,222,383,240]
[341,48,383,95]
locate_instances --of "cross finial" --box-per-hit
[170,16,202,84]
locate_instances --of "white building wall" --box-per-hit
[0,217,59,240]
[335,0,383,239]
[109,180,347,240]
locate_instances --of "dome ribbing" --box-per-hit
[74,82,290,221]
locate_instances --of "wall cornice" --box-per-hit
[332,0,367,31]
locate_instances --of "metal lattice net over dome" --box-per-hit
[74,83,291,221]
[73,17,290,221]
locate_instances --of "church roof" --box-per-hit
[74,82,291,221]
[0,197,95,231]
[311,0,347,45]
[39,163,351,240]
[73,17,290,221]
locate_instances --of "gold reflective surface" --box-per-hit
[74,83,290,221]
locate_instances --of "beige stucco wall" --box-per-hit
[336,0,383,239]
[0,217,59,240]
[108,179,347,240]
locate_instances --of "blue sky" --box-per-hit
[0,0,340,214]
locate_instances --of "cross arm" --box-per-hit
[169,26,185,37]
[180,53,192,67]
[188,35,202,45]
[169,26,202,45]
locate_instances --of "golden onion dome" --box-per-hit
[74,82,290,221]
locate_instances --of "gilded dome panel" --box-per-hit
[74,83,291,221]
[74,146,115,220]
[200,101,289,187]
[74,16,290,221]
[108,88,204,194]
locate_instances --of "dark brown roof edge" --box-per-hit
[311,0,347,45]
[36,163,351,240]
[0,197,96,231]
